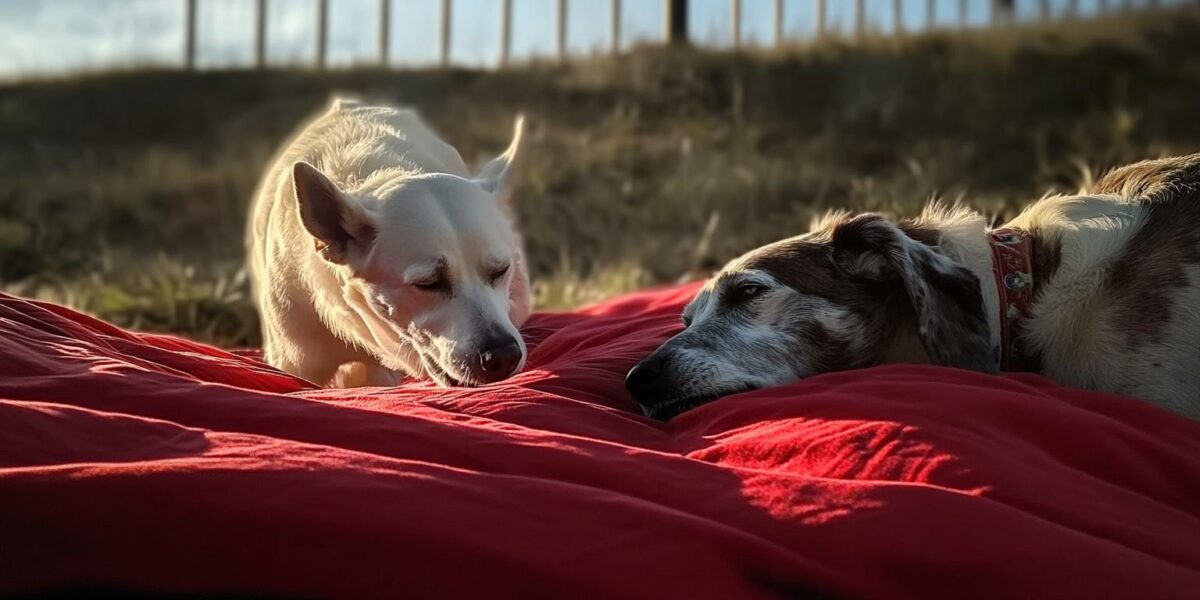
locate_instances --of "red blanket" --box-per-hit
[1,286,1199,599]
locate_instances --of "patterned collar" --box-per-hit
[988,228,1035,372]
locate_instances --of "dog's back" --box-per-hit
[1011,155,1200,417]
[249,100,469,243]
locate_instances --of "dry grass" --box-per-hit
[1,7,1199,347]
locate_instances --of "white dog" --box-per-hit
[247,99,531,388]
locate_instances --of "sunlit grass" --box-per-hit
[3,257,257,346]
[1,6,1198,347]
[534,258,653,310]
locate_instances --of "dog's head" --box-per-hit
[291,118,528,386]
[626,213,997,419]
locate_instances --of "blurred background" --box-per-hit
[1,0,1198,346]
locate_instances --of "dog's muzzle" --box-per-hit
[626,352,739,420]
[626,353,694,419]
[626,354,669,403]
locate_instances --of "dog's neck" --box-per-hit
[904,208,1063,373]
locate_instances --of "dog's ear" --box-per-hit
[831,215,998,373]
[292,162,376,264]
[475,116,525,197]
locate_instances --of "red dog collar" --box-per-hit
[988,228,1035,372]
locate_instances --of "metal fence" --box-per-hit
[180,0,1175,70]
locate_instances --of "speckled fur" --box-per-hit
[633,154,1200,420]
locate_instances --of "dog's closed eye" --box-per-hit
[488,264,510,285]
[413,276,450,293]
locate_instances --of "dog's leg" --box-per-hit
[330,361,403,388]
[275,354,341,388]
[362,362,403,387]
[331,362,368,388]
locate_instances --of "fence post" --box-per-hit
[184,0,196,70]
[993,0,1015,25]
[611,0,621,54]
[815,0,826,39]
[1038,0,1049,21]
[500,0,512,65]
[1066,0,1079,18]
[893,0,903,34]
[255,0,267,68]
[925,0,935,30]
[440,0,451,66]
[960,0,968,29]
[379,0,390,65]
[315,0,328,68]
[731,0,741,47]
[665,0,688,45]
[557,0,567,60]
[774,0,784,45]
[854,0,864,40]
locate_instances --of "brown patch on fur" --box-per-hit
[1012,232,1062,373]
[835,215,994,371]
[739,239,843,298]
[897,221,941,247]
[1093,154,1200,199]
[737,233,907,370]
[1032,234,1062,298]
[1104,154,1200,344]
[741,213,995,373]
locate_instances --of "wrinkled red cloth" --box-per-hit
[1,286,1199,599]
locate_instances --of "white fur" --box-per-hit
[929,194,1200,418]
[247,99,531,387]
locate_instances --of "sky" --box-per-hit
[0,0,1174,77]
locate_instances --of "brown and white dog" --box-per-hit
[627,154,1200,420]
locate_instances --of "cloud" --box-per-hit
[0,0,1131,78]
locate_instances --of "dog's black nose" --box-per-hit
[476,337,522,383]
[625,354,669,404]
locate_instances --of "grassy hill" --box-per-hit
[2,6,1199,347]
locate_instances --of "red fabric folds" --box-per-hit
[1,287,1198,599]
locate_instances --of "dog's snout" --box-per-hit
[475,337,522,383]
[625,354,670,405]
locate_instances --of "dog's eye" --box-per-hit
[729,283,766,304]
[413,277,449,293]
[488,264,510,285]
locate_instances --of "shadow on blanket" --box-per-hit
[1,287,1199,599]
